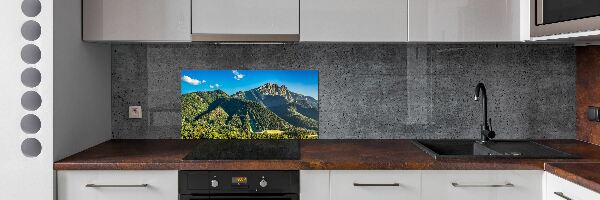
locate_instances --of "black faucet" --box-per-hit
[474,83,495,142]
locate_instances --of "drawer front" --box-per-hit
[546,172,600,200]
[330,170,420,200]
[300,170,330,200]
[421,170,543,200]
[57,170,178,200]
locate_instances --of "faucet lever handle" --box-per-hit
[488,118,493,131]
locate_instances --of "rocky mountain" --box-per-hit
[233,83,318,129]
[234,83,318,109]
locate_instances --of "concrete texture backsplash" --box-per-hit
[112,44,576,139]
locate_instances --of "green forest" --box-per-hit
[181,84,319,139]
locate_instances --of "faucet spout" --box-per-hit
[474,83,495,142]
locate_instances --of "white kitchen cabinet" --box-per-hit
[301,170,330,200]
[57,170,178,200]
[330,170,421,200]
[545,172,600,200]
[421,170,543,200]
[191,0,299,41]
[409,0,529,42]
[300,0,408,42]
[83,0,191,42]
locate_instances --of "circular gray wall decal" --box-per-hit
[21,0,41,17]
[21,138,42,157]
[21,91,42,111]
[21,68,41,88]
[21,20,41,41]
[20,114,41,134]
[21,44,41,64]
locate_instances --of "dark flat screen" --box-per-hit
[542,0,600,25]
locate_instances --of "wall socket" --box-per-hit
[129,106,142,119]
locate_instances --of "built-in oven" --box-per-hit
[179,171,299,200]
[532,0,600,37]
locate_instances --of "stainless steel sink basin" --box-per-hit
[412,140,577,160]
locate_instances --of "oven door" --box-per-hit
[180,194,299,200]
[532,0,600,37]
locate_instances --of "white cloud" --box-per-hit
[232,70,245,80]
[209,84,214,89]
[215,84,220,88]
[181,75,202,85]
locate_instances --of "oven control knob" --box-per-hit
[211,180,219,188]
[259,179,268,188]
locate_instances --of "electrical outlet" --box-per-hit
[129,106,142,119]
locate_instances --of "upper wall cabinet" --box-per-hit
[409,0,530,42]
[83,0,191,42]
[191,0,300,42]
[300,0,408,42]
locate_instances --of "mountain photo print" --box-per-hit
[181,70,319,139]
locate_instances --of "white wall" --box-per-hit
[0,0,54,199]
[53,0,111,161]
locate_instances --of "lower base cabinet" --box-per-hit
[421,170,543,200]
[330,170,421,200]
[300,170,545,200]
[545,172,600,200]
[57,170,178,200]
[57,170,600,200]
[300,170,331,200]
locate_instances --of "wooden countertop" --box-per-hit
[54,139,600,170]
[54,139,600,193]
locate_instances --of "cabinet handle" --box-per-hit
[85,184,149,188]
[553,192,573,200]
[451,182,514,188]
[353,183,400,187]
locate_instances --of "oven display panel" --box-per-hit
[232,177,248,185]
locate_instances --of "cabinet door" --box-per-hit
[57,170,178,200]
[82,0,191,41]
[421,170,542,200]
[545,172,600,200]
[409,0,529,42]
[301,0,408,42]
[191,0,299,35]
[300,170,330,200]
[330,170,420,200]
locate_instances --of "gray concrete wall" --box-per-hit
[111,43,576,139]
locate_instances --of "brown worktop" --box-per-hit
[545,162,600,194]
[54,139,600,171]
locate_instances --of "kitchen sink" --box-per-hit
[412,140,577,160]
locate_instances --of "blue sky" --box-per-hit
[181,70,319,99]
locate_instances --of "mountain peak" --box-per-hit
[257,83,288,96]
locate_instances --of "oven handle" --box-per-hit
[180,194,298,200]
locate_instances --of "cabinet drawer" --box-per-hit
[330,170,420,200]
[300,170,330,200]
[57,170,178,200]
[421,170,542,200]
[545,172,600,200]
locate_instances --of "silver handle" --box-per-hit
[85,184,149,188]
[554,192,573,200]
[353,183,400,187]
[451,182,514,187]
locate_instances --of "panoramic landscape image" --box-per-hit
[181,70,319,139]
